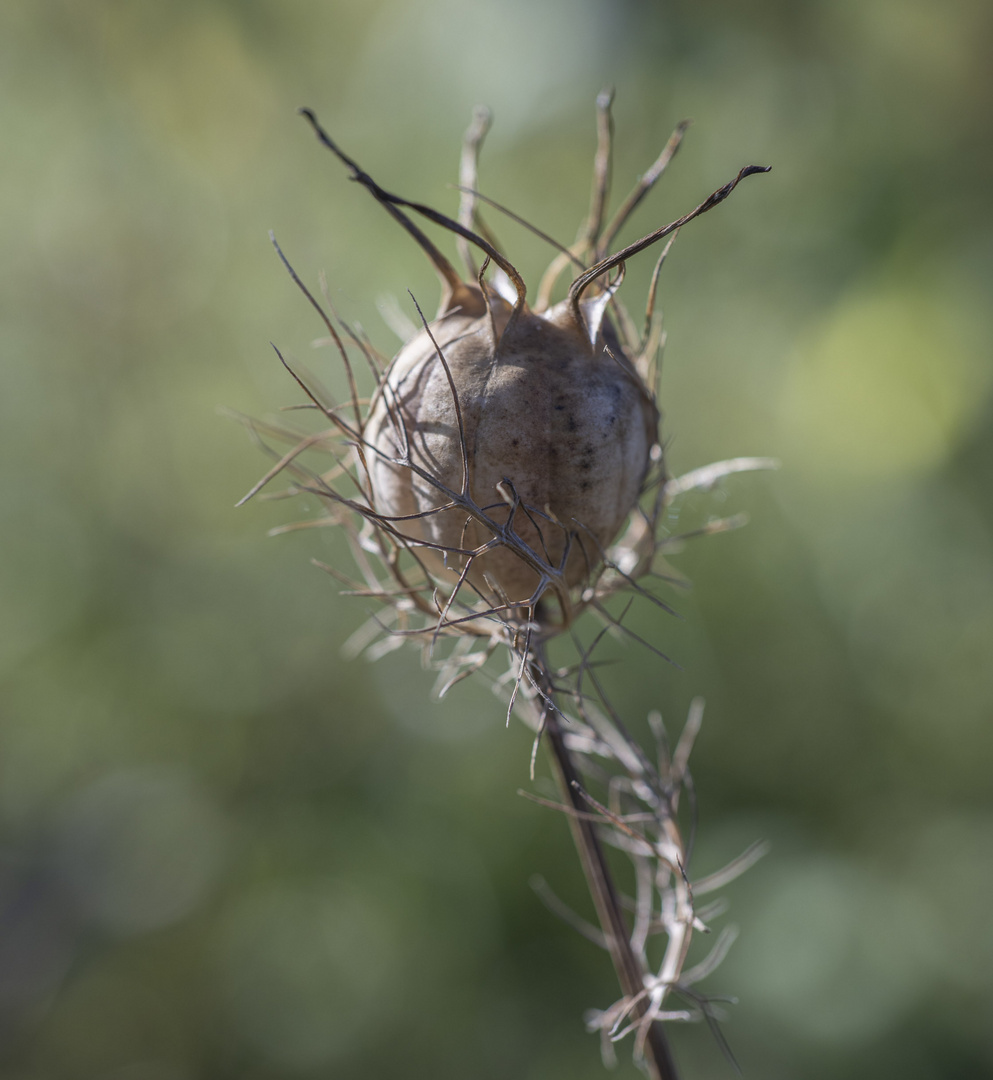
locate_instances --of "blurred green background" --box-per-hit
[2,1,992,1077]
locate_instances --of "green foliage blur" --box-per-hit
[2,1,992,1077]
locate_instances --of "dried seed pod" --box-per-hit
[277,104,768,633]
[247,100,774,1080]
[366,285,658,614]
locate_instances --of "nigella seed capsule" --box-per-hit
[366,285,658,613]
[244,97,774,1079]
[266,101,768,631]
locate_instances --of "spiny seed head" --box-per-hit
[250,100,769,640]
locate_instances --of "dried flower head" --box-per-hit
[244,95,769,648]
[242,94,775,1079]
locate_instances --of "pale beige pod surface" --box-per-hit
[366,285,658,610]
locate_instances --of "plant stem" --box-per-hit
[531,652,680,1080]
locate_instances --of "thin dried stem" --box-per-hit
[529,644,680,1080]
